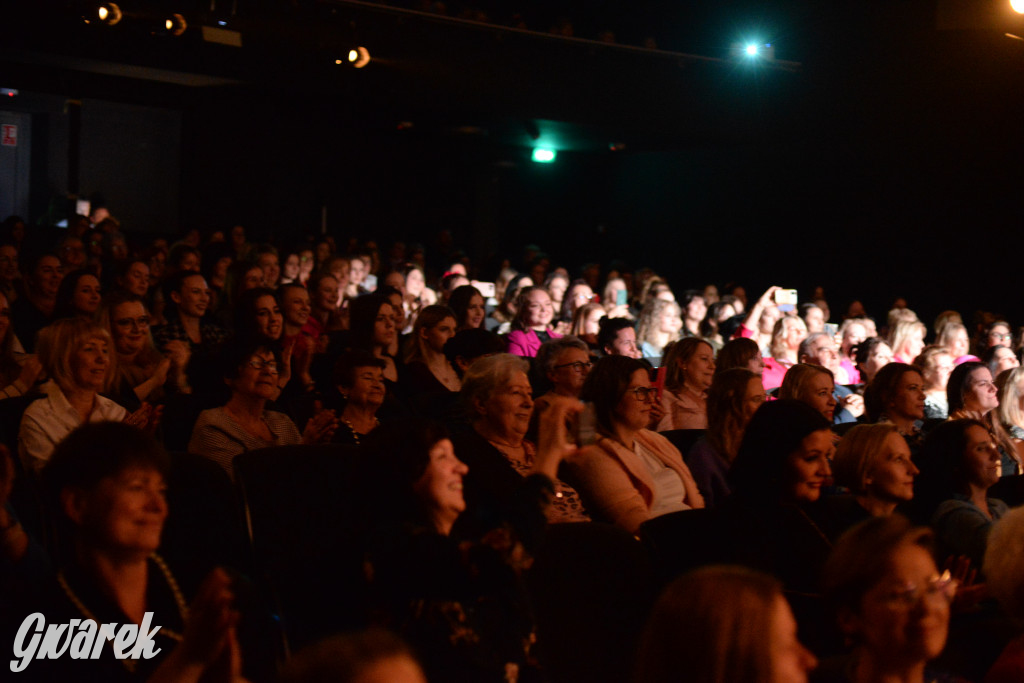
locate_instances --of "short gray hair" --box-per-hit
[461,353,530,415]
[536,336,589,376]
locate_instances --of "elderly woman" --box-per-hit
[827,424,919,537]
[657,337,715,430]
[506,286,561,358]
[915,419,1008,567]
[685,368,764,508]
[16,422,247,680]
[779,363,838,423]
[187,340,338,477]
[821,516,956,683]
[453,353,588,526]
[19,319,152,473]
[864,363,926,443]
[332,349,387,445]
[634,565,817,683]
[636,298,682,360]
[534,336,592,404]
[564,355,704,533]
[913,345,954,420]
[854,337,894,385]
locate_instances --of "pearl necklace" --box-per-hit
[56,553,186,673]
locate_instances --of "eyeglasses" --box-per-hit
[628,386,656,402]
[990,332,1012,341]
[554,360,593,373]
[115,316,150,329]
[878,571,957,609]
[247,358,279,373]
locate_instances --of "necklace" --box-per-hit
[57,553,187,673]
[341,416,379,444]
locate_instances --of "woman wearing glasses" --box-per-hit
[820,515,956,683]
[564,355,704,533]
[188,340,338,477]
[530,338,593,440]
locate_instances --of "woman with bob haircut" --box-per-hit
[657,337,715,430]
[19,318,155,472]
[633,565,817,683]
[564,355,703,533]
[506,286,561,358]
[913,346,954,420]
[188,340,338,477]
[863,363,926,443]
[454,353,588,526]
[715,337,765,378]
[819,515,955,683]
[889,320,927,365]
[685,368,765,508]
[14,422,249,680]
[827,424,919,537]
[854,337,894,386]
[779,363,838,423]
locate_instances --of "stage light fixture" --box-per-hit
[349,46,371,68]
[164,13,187,36]
[97,3,122,25]
[532,149,556,163]
[745,44,758,56]
[1013,0,1024,13]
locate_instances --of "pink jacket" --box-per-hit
[506,328,562,358]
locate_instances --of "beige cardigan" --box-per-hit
[563,429,704,534]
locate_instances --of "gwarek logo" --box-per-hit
[10,613,162,673]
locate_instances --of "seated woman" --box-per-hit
[984,344,1020,379]
[719,399,835,599]
[800,302,826,334]
[52,269,102,321]
[564,355,704,533]
[678,289,707,338]
[101,291,187,410]
[401,304,461,393]
[19,319,148,473]
[657,337,715,430]
[569,301,605,350]
[836,318,868,385]
[454,353,588,526]
[915,419,1008,568]
[363,406,575,683]
[601,276,632,319]
[864,363,926,445]
[819,515,956,683]
[889,319,927,365]
[997,366,1024,448]
[854,337,894,386]
[715,337,765,377]
[332,350,386,445]
[152,271,227,355]
[279,283,317,392]
[913,345,954,420]
[487,272,530,334]
[937,321,974,365]
[697,300,736,352]
[635,298,681,360]
[763,315,808,391]
[827,424,919,538]
[980,320,1014,357]
[506,286,561,358]
[187,340,338,477]
[348,293,400,383]
[946,361,1020,475]
[9,422,247,681]
[779,363,838,423]
[0,292,43,399]
[558,279,595,330]
[685,368,764,508]
[634,565,817,683]
[983,507,1024,683]
[543,271,569,316]
[304,272,345,337]
[448,284,486,332]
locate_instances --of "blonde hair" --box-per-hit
[636,299,681,348]
[769,316,806,359]
[933,310,963,337]
[832,424,899,494]
[37,318,116,394]
[984,507,1024,618]
[888,320,926,360]
[778,363,833,405]
[998,366,1024,432]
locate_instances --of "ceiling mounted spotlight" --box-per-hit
[96,3,122,25]
[349,46,371,69]
[164,13,187,36]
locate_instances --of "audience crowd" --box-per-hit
[4,210,1024,682]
